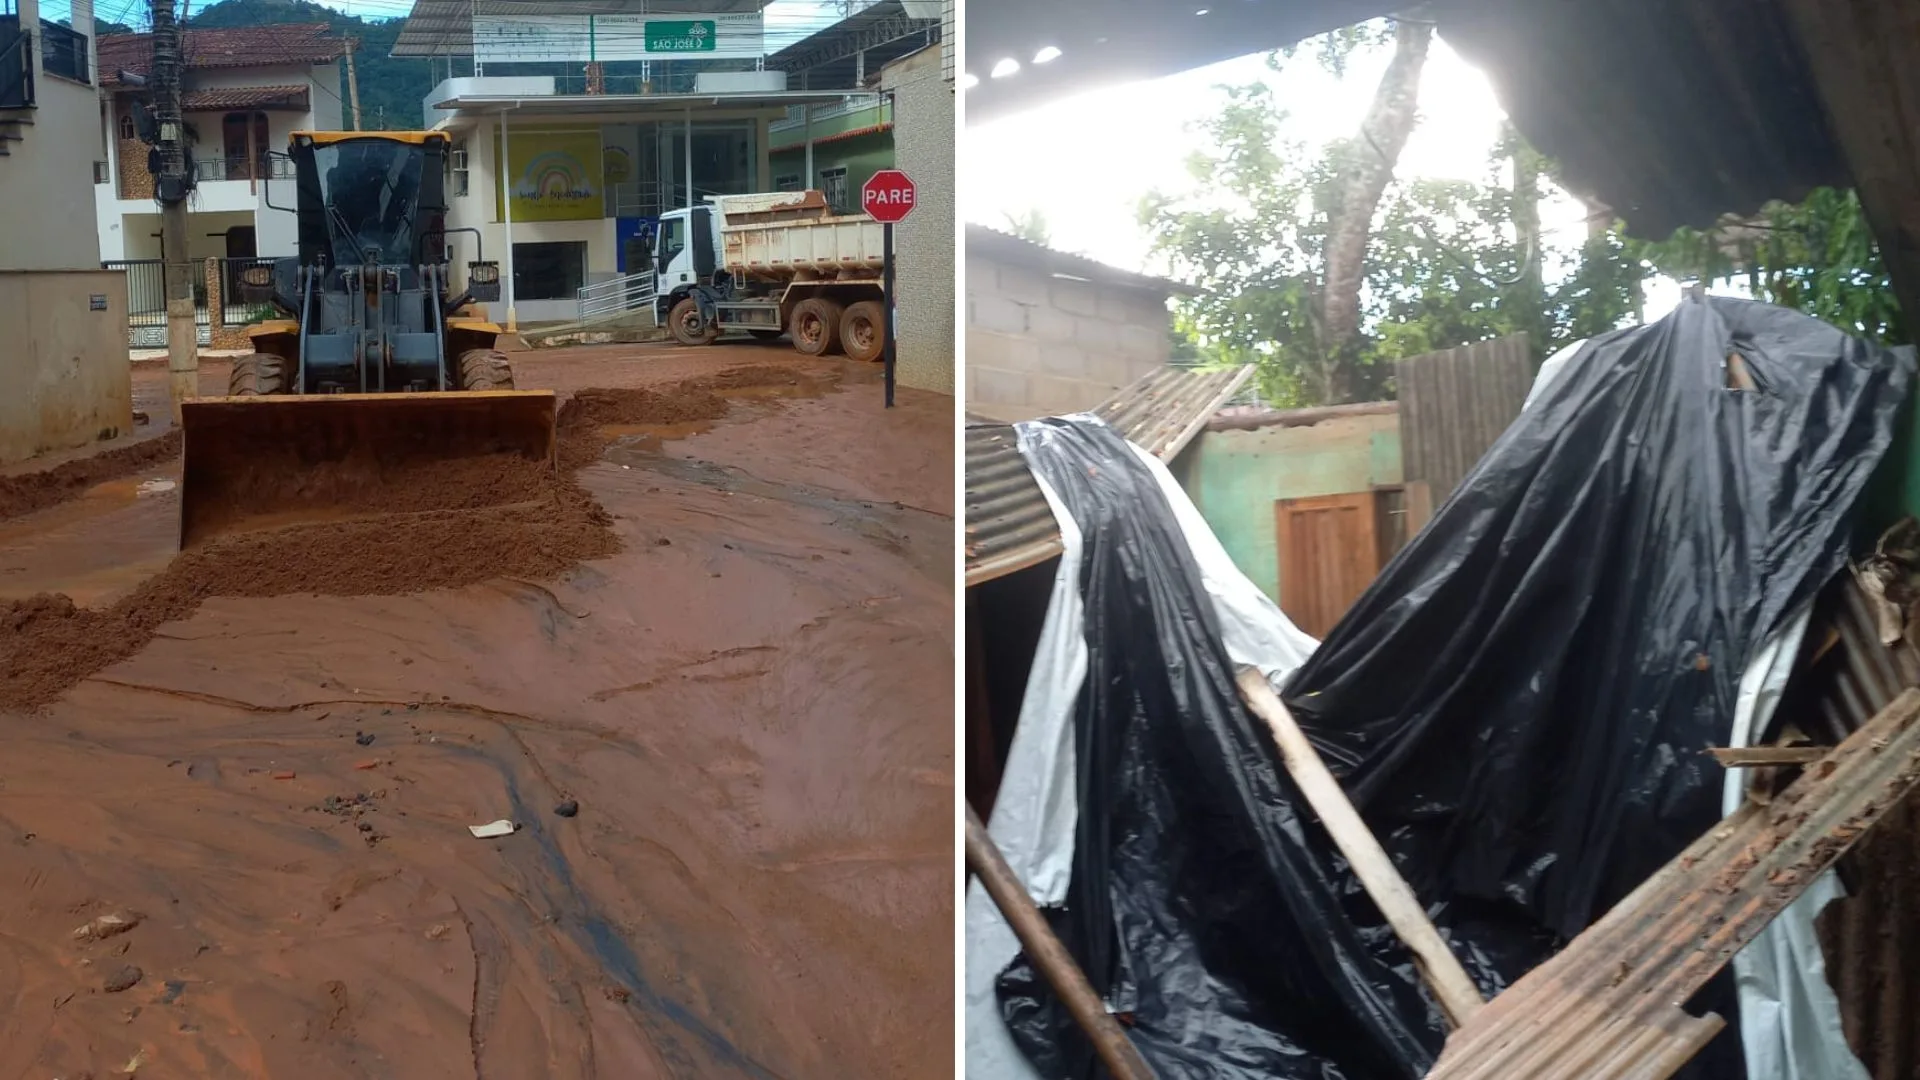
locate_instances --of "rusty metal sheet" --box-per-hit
[1426,685,1920,1080]
[1779,572,1920,1080]
[964,365,1251,587]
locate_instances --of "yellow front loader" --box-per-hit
[178,130,555,548]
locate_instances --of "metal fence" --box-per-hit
[102,257,278,348]
[576,271,658,325]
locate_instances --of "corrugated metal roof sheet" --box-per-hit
[965,365,1251,587]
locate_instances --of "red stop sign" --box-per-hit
[861,169,917,224]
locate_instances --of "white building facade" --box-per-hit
[0,0,133,462]
[91,23,346,265]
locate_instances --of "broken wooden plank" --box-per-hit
[1235,667,1485,1028]
[1703,745,1828,767]
[1426,687,1920,1080]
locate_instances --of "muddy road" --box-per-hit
[0,344,954,1079]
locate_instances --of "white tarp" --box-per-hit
[964,415,1320,1079]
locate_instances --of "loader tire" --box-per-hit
[458,349,516,391]
[790,298,844,357]
[839,301,886,364]
[227,352,288,396]
[668,298,721,346]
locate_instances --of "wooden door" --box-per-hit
[1275,494,1380,639]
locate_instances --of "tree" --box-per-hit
[1316,17,1432,402]
[1142,25,1651,407]
[1002,208,1052,247]
[1630,188,1907,344]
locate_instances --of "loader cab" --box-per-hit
[289,131,449,271]
[652,204,718,291]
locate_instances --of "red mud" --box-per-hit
[0,345,954,1078]
[0,429,182,522]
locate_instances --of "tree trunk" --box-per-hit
[1314,18,1433,403]
[1510,120,1545,353]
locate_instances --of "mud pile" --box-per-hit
[0,367,826,710]
[0,429,181,520]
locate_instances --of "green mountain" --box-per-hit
[182,0,438,131]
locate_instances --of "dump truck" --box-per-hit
[653,191,890,362]
[177,130,557,548]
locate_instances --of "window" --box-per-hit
[449,140,470,197]
[118,113,135,141]
[774,173,802,192]
[511,241,587,301]
[820,166,848,213]
[655,216,685,267]
[221,111,269,180]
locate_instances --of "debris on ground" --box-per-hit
[101,965,143,993]
[554,799,580,818]
[72,912,142,942]
[468,819,517,839]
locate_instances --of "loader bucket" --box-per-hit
[178,390,559,549]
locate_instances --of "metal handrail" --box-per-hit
[576,271,659,325]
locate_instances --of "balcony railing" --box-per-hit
[0,17,33,110]
[192,155,295,182]
[770,96,886,133]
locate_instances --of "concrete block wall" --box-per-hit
[0,270,134,464]
[879,47,954,395]
[965,254,1173,421]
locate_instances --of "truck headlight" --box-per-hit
[239,263,273,288]
[468,261,500,285]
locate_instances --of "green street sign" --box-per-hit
[646,20,717,52]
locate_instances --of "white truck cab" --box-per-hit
[651,192,890,361]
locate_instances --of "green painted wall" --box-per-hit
[768,130,894,205]
[1176,413,1403,601]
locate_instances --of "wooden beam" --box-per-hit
[964,806,1159,1080]
[1704,746,1828,768]
[1234,668,1485,1028]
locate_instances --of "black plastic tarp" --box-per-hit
[993,297,1915,1079]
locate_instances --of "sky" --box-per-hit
[962,31,1700,321]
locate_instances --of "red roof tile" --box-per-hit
[181,84,311,111]
[99,24,345,87]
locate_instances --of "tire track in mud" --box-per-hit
[0,367,832,712]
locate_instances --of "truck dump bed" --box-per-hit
[714,191,885,281]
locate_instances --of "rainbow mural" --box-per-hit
[495,131,604,222]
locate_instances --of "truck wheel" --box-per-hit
[668,298,720,346]
[839,301,886,363]
[228,352,288,396]
[790,298,844,356]
[459,349,516,390]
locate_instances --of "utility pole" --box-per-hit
[152,0,196,418]
[344,37,362,130]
